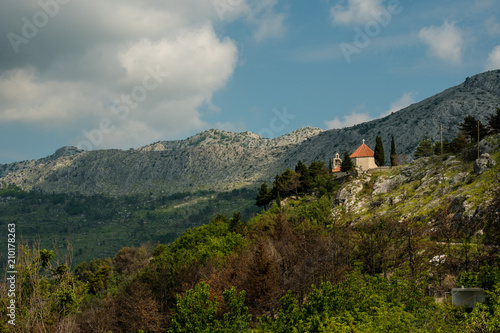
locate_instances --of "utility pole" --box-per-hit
[477,120,480,160]
[440,123,443,155]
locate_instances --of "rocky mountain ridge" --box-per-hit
[1,70,499,196]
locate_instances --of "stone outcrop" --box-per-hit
[373,175,407,195]
[473,153,497,174]
[336,180,364,212]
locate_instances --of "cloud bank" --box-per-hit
[0,0,286,150]
[419,21,464,65]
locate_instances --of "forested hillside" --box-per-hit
[1,133,499,332]
[0,186,260,267]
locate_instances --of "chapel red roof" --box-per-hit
[350,143,374,158]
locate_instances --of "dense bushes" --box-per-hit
[2,157,500,331]
[256,160,342,208]
[258,271,433,332]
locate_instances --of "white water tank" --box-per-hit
[451,288,486,308]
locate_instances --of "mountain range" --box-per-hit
[1,70,499,196]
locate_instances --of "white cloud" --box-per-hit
[380,92,416,117]
[485,17,500,36]
[0,68,105,125]
[0,2,250,149]
[330,0,385,25]
[118,26,238,95]
[485,46,500,71]
[246,0,287,41]
[325,93,417,130]
[90,120,164,150]
[325,107,372,129]
[419,21,464,65]
[215,120,247,133]
[253,12,286,41]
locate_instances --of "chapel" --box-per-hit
[350,139,377,172]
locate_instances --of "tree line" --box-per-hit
[415,109,500,158]
[255,160,341,208]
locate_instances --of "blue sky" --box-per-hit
[0,0,499,163]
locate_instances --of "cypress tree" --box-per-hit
[374,136,385,166]
[390,136,398,166]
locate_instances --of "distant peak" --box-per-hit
[239,131,262,139]
[271,127,323,146]
[463,70,500,95]
[50,146,84,159]
[279,127,323,138]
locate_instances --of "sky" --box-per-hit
[0,0,499,163]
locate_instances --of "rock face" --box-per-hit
[1,70,500,196]
[373,175,406,195]
[0,128,324,195]
[474,153,497,174]
[336,180,364,211]
[479,134,500,154]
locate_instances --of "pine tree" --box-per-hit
[340,152,354,172]
[294,160,308,175]
[308,161,327,180]
[390,136,398,167]
[255,182,273,209]
[374,136,385,166]
[451,132,468,154]
[488,107,500,134]
[414,136,433,158]
[273,169,301,199]
[295,160,311,194]
[459,115,487,142]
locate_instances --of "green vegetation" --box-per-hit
[391,135,398,167]
[1,117,499,332]
[2,145,499,331]
[417,114,494,159]
[374,135,385,166]
[2,168,499,332]
[256,160,343,208]
[488,108,500,134]
[415,136,433,158]
[255,182,273,209]
[459,115,487,143]
[0,186,261,270]
[341,151,354,172]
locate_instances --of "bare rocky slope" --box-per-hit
[1,70,500,196]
